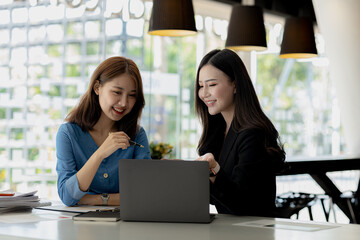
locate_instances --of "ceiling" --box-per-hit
[212,0,317,24]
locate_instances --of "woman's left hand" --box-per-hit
[78,193,120,206]
[196,152,217,169]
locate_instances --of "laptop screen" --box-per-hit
[119,159,214,223]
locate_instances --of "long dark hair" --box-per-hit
[66,56,145,139]
[195,49,285,166]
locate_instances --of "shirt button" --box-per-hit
[103,173,109,178]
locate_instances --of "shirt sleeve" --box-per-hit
[56,124,87,206]
[133,127,151,159]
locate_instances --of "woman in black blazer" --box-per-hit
[195,49,286,217]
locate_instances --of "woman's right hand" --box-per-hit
[98,131,130,159]
[196,152,217,169]
[77,132,129,192]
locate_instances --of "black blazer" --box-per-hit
[209,126,277,217]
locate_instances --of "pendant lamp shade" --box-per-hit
[148,0,197,37]
[280,17,318,58]
[225,5,267,51]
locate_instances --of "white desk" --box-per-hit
[0,209,360,240]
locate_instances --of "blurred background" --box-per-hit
[0,0,358,223]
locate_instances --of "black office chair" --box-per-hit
[275,192,317,220]
[317,194,337,222]
[340,190,359,224]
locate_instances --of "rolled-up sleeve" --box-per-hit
[56,124,86,206]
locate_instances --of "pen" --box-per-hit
[129,140,144,148]
[96,208,120,212]
[109,132,144,148]
[0,192,15,196]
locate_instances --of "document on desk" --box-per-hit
[0,190,38,202]
[0,190,51,213]
[0,211,72,224]
[37,201,120,213]
[233,219,339,232]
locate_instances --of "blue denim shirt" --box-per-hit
[56,122,151,206]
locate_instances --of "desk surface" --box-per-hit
[0,209,360,240]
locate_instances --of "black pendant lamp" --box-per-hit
[280,17,318,58]
[225,5,267,51]
[148,0,197,37]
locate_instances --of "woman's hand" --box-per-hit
[78,193,120,206]
[196,153,218,183]
[98,131,130,159]
[76,131,130,192]
[78,194,100,205]
[196,153,217,169]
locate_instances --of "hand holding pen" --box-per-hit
[109,132,144,148]
[129,139,144,148]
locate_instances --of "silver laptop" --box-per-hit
[119,159,215,223]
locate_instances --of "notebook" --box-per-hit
[72,209,120,222]
[118,159,215,223]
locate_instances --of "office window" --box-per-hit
[47,25,64,42]
[0,0,348,202]
[255,22,344,156]
[106,40,122,56]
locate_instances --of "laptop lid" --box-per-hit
[119,159,214,223]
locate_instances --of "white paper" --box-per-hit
[233,219,339,232]
[0,211,71,224]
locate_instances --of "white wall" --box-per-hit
[313,0,360,156]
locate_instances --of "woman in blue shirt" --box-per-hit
[56,56,151,206]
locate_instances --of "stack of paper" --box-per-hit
[0,190,51,213]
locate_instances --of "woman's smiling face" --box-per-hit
[198,64,236,117]
[95,73,137,123]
